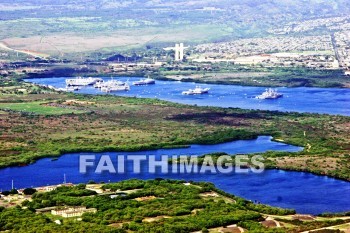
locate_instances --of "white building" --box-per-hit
[51,206,97,218]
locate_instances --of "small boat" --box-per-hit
[70,86,81,91]
[182,86,210,95]
[56,86,80,92]
[256,88,283,99]
[133,77,156,86]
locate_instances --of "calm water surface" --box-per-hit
[25,77,350,116]
[1,137,349,214]
[16,78,350,214]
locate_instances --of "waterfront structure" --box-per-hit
[36,183,74,192]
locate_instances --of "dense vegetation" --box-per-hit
[0,207,120,233]
[161,66,350,88]
[1,0,350,231]
[1,179,348,232]
[0,82,349,180]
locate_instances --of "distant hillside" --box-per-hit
[1,0,349,55]
[2,0,350,20]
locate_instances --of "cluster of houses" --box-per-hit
[334,31,350,68]
[268,16,349,35]
[194,35,333,58]
[190,35,347,70]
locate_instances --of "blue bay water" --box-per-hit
[1,136,350,214]
[25,77,350,116]
[12,78,350,214]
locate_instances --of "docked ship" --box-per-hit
[101,83,130,92]
[133,77,156,86]
[256,88,283,99]
[182,86,210,95]
[95,80,126,88]
[93,80,104,88]
[66,77,102,86]
[108,84,130,92]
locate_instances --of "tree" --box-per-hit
[23,188,37,195]
[9,189,18,195]
[1,191,10,196]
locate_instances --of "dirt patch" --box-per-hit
[272,155,341,174]
[142,216,171,223]
[292,214,315,221]
[134,196,156,202]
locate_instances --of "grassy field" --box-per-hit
[0,92,261,167]
[0,81,349,181]
[0,23,232,56]
[0,101,85,115]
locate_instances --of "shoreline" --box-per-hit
[4,178,350,215]
[158,75,350,89]
[21,68,350,89]
[2,137,350,183]
[22,77,350,117]
[2,172,350,216]
[1,81,349,183]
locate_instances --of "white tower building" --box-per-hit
[175,43,180,61]
[164,43,188,61]
[177,43,184,61]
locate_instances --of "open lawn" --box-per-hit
[1,24,232,56]
[0,101,86,115]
